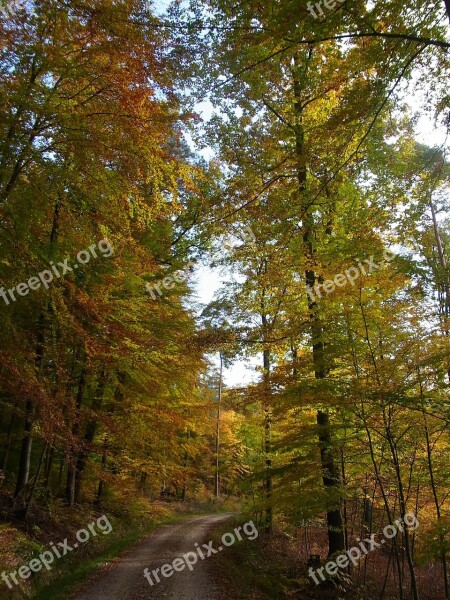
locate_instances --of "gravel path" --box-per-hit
[70,513,235,600]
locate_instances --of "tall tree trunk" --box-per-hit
[215,353,223,498]
[15,198,62,507]
[14,399,35,501]
[96,435,108,504]
[24,442,47,518]
[384,418,420,600]
[75,368,107,502]
[1,399,19,482]
[419,369,449,599]
[444,0,450,24]
[14,311,45,503]
[361,409,405,600]
[261,308,273,533]
[316,410,345,554]
[181,429,190,502]
[65,362,87,506]
[291,51,345,555]
[429,198,450,382]
[43,445,55,493]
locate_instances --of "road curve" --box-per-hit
[70,513,235,600]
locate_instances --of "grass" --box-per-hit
[32,512,195,600]
[210,518,311,600]
[0,493,243,600]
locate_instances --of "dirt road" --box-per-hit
[70,513,235,600]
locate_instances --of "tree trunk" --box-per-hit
[43,445,55,492]
[317,411,345,554]
[14,399,35,501]
[65,362,87,506]
[384,420,420,600]
[215,353,223,497]
[261,309,272,533]
[15,198,61,507]
[444,0,450,24]
[423,414,449,599]
[429,198,450,382]
[74,368,107,503]
[1,400,18,483]
[96,436,108,504]
[291,50,344,555]
[24,442,47,518]
[181,429,190,501]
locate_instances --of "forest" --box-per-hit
[0,1,449,599]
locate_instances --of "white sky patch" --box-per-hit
[151,0,172,16]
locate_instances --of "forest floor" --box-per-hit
[0,493,239,599]
[2,498,442,599]
[69,513,235,600]
[65,513,353,600]
[211,522,444,600]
